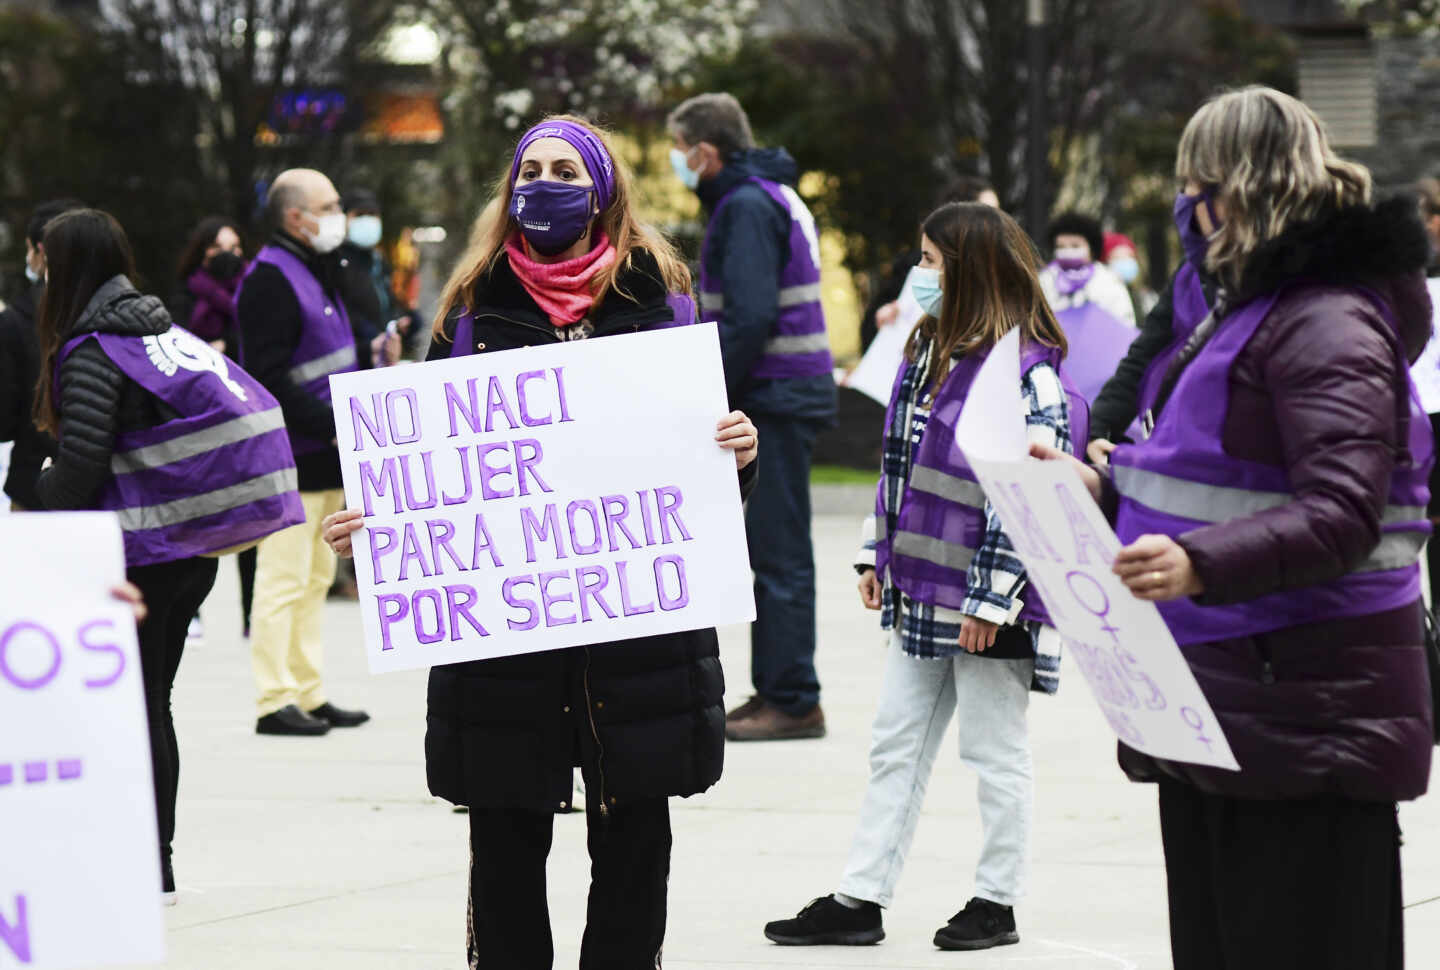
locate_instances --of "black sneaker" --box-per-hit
[764,895,884,946]
[307,702,370,728]
[256,705,331,736]
[933,897,1019,951]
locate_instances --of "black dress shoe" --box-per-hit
[256,705,331,736]
[307,702,371,728]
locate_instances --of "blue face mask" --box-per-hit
[670,147,701,191]
[1110,255,1140,283]
[348,215,382,249]
[909,266,944,318]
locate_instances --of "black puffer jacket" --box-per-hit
[423,247,757,813]
[0,284,55,507]
[35,276,178,511]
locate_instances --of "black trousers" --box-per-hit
[1159,779,1404,970]
[467,796,671,970]
[128,555,219,874]
[237,546,257,636]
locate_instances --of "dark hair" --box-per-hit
[908,203,1067,393]
[33,209,137,434]
[343,188,380,214]
[667,93,756,158]
[27,198,86,247]
[176,215,245,283]
[1046,212,1104,261]
[935,176,994,209]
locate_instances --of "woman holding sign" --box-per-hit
[765,202,1087,951]
[31,209,306,905]
[1039,87,1434,968]
[322,115,758,969]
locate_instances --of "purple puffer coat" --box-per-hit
[1113,199,1436,801]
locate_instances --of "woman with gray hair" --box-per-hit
[1037,86,1434,968]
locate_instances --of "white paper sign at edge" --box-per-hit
[331,322,757,674]
[1410,278,1440,414]
[845,268,928,405]
[0,512,166,969]
[954,335,1239,771]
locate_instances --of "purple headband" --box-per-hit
[510,120,616,213]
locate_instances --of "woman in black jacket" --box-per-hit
[322,115,758,970]
[32,211,221,907]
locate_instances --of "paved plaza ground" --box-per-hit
[136,498,1440,969]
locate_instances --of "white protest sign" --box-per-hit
[1409,278,1440,414]
[0,513,165,969]
[845,268,927,405]
[956,330,1238,770]
[330,322,756,674]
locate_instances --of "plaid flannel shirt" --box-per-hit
[857,339,1071,692]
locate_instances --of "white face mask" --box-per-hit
[348,215,383,249]
[24,262,41,284]
[306,212,348,254]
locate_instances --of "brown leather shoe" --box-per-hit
[725,702,826,741]
[726,695,766,722]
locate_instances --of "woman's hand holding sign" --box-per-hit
[323,508,365,559]
[716,410,758,470]
[1113,534,1203,601]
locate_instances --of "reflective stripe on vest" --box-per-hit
[890,530,977,573]
[698,282,823,314]
[908,466,988,508]
[1114,463,1426,574]
[288,343,358,386]
[111,408,286,475]
[113,467,299,532]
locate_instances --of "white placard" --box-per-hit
[1410,278,1440,414]
[0,513,165,969]
[845,268,926,405]
[330,323,756,674]
[957,330,1239,770]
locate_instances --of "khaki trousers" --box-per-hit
[251,488,345,717]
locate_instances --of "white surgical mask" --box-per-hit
[348,215,383,249]
[306,212,348,254]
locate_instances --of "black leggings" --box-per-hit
[128,556,219,874]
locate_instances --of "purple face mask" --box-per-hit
[511,180,596,256]
[1174,188,1220,270]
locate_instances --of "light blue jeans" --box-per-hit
[837,631,1034,908]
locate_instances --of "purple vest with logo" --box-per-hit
[1112,288,1432,645]
[242,245,358,456]
[874,341,1091,624]
[1134,262,1210,430]
[56,325,306,566]
[448,294,696,358]
[698,178,832,380]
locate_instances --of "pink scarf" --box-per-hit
[505,233,617,327]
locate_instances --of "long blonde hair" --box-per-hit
[906,202,1067,393]
[432,115,690,338]
[1177,86,1371,290]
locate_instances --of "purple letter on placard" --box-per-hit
[350,392,387,451]
[0,765,12,786]
[57,759,83,781]
[0,894,30,964]
[22,762,46,784]
[385,388,423,444]
[0,622,62,691]
[80,619,125,689]
[654,556,690,611]
[376,594,409,651]
[1055,482,1116,566]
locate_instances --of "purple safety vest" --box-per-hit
[698,178,832,380]
[448,293,697,358]
[241,245,358,456]
[874,341,1091,624]
[1134,262,1210,435]
[1053,301,1139,404]
[56,324,306,567]
[1112,287,1433,645]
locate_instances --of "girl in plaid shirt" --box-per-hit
[765,203,1079,952]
